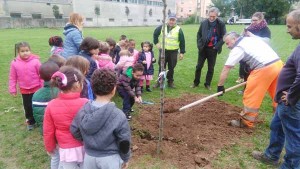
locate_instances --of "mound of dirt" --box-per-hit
[131,94,253,168]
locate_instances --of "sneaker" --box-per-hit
[230,119,246,128]
[146,88,152,92]
[130,109,134,112]
[27,124,35,131]
[126,113,132,121]
[236,77,244,83]
[190,84,198,88]
[252,151,279,166]
[204,84,211,90]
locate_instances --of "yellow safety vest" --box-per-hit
[160,25,180,50]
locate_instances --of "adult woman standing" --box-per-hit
[236,12,271,84]
[61,13,84,59]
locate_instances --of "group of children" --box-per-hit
[8,34,157,168]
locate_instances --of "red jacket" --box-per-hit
[43,92,88,153]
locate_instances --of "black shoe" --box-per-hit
[126,112,132,121]
[252,151,279,166]
[140,86,144,93]
[204,84,211,90]
[146,85,152,92]
[168,82,175,88]
[130,109,134,112]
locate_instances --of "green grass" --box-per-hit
[0,25,298,169]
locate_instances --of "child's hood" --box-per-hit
[63,24,80,35]
[124,66,133,79]
[79,101,118,135]
[16,54,40,62]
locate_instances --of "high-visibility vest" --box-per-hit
[160,25,180,50]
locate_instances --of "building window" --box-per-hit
[181,8,183,12]
[189,9,192,12]
[143,19,147,22]
[109,18,115,22]
[157,19,160,22]
[86,18,93,22]
[32,14,42,19]
[128,19,133,22]
[10,13,21,18]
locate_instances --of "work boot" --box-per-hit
[252,151,279,166]
[230,119,246,128]
[153,81,160,88]
[146,85,152,92]
[204,83,211,90]
[168,82,175,88]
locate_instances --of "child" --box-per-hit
[48,54,66,68]
[105,37,116,60]
[115,50,135,76]
[9,42,43,130]
[98,41,115,70]
[43,66,88,168]
[79,37,99,80]
[117,63,144,120]
[66,56,94,100]
[71,69,131,169]
[49,36,64,55]
[32,61,60,169]
[137,41,156,92]
[128,39,139,64]
[115,35,128,64]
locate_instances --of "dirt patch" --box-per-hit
[131,94,253,168]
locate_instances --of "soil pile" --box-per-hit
[131,94,253,168]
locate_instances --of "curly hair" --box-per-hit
[51,66,84,91]
[49,36,63,47]
[91,69,117,96]
[39,61,59,81]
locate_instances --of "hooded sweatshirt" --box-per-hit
[9,54,43,94]
[71,101,131,162]
[61,24,83,59]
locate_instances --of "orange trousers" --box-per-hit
[241,60,283,127]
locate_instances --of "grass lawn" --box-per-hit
[0,24,298,169]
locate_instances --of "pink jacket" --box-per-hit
[9,54,43,94]
[98,54,115,70]
[43,92,88,153]
[115,55,134,71]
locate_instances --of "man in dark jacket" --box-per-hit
[153,13,186,88]
[191,7,226,90]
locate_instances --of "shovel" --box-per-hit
[179,82,246,111]
[141,100,154,105]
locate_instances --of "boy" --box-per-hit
[117,63,144,120]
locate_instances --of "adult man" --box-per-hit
[191,7,226,90]
[217,32,283,128]
[252,10,300,168]
[153,13,185,88]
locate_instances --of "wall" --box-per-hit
[0,17,68,28]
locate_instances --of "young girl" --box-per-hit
[9,42,43,130]
[79,37,99,80]
[105,37,116,60]
[115,50,134,76]
[71,69,131,169]
[128,39,139,64]
[66,56,94,100]
[43,66,88,168]
[137,41,156,92]
[49,36,64,55]
[98,41,115,70]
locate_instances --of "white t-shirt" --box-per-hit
[225,37,279,70]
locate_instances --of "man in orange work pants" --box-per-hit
[217,31,283,128]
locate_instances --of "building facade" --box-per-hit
[176,0,212,19]
[0,0,175,27]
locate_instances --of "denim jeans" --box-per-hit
[277,101,300,169]
[118,89,134,113]
[264,108,285,162]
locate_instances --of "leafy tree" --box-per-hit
[95,5,100,26]
[149,8,152,17]
[125,6,130,16]
[52,5,60,19]
[211,0,232,17]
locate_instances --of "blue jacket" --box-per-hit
[61,24,83,59]
[137,51,156,75]
[70,101,131,162]
[79,51,97,81]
